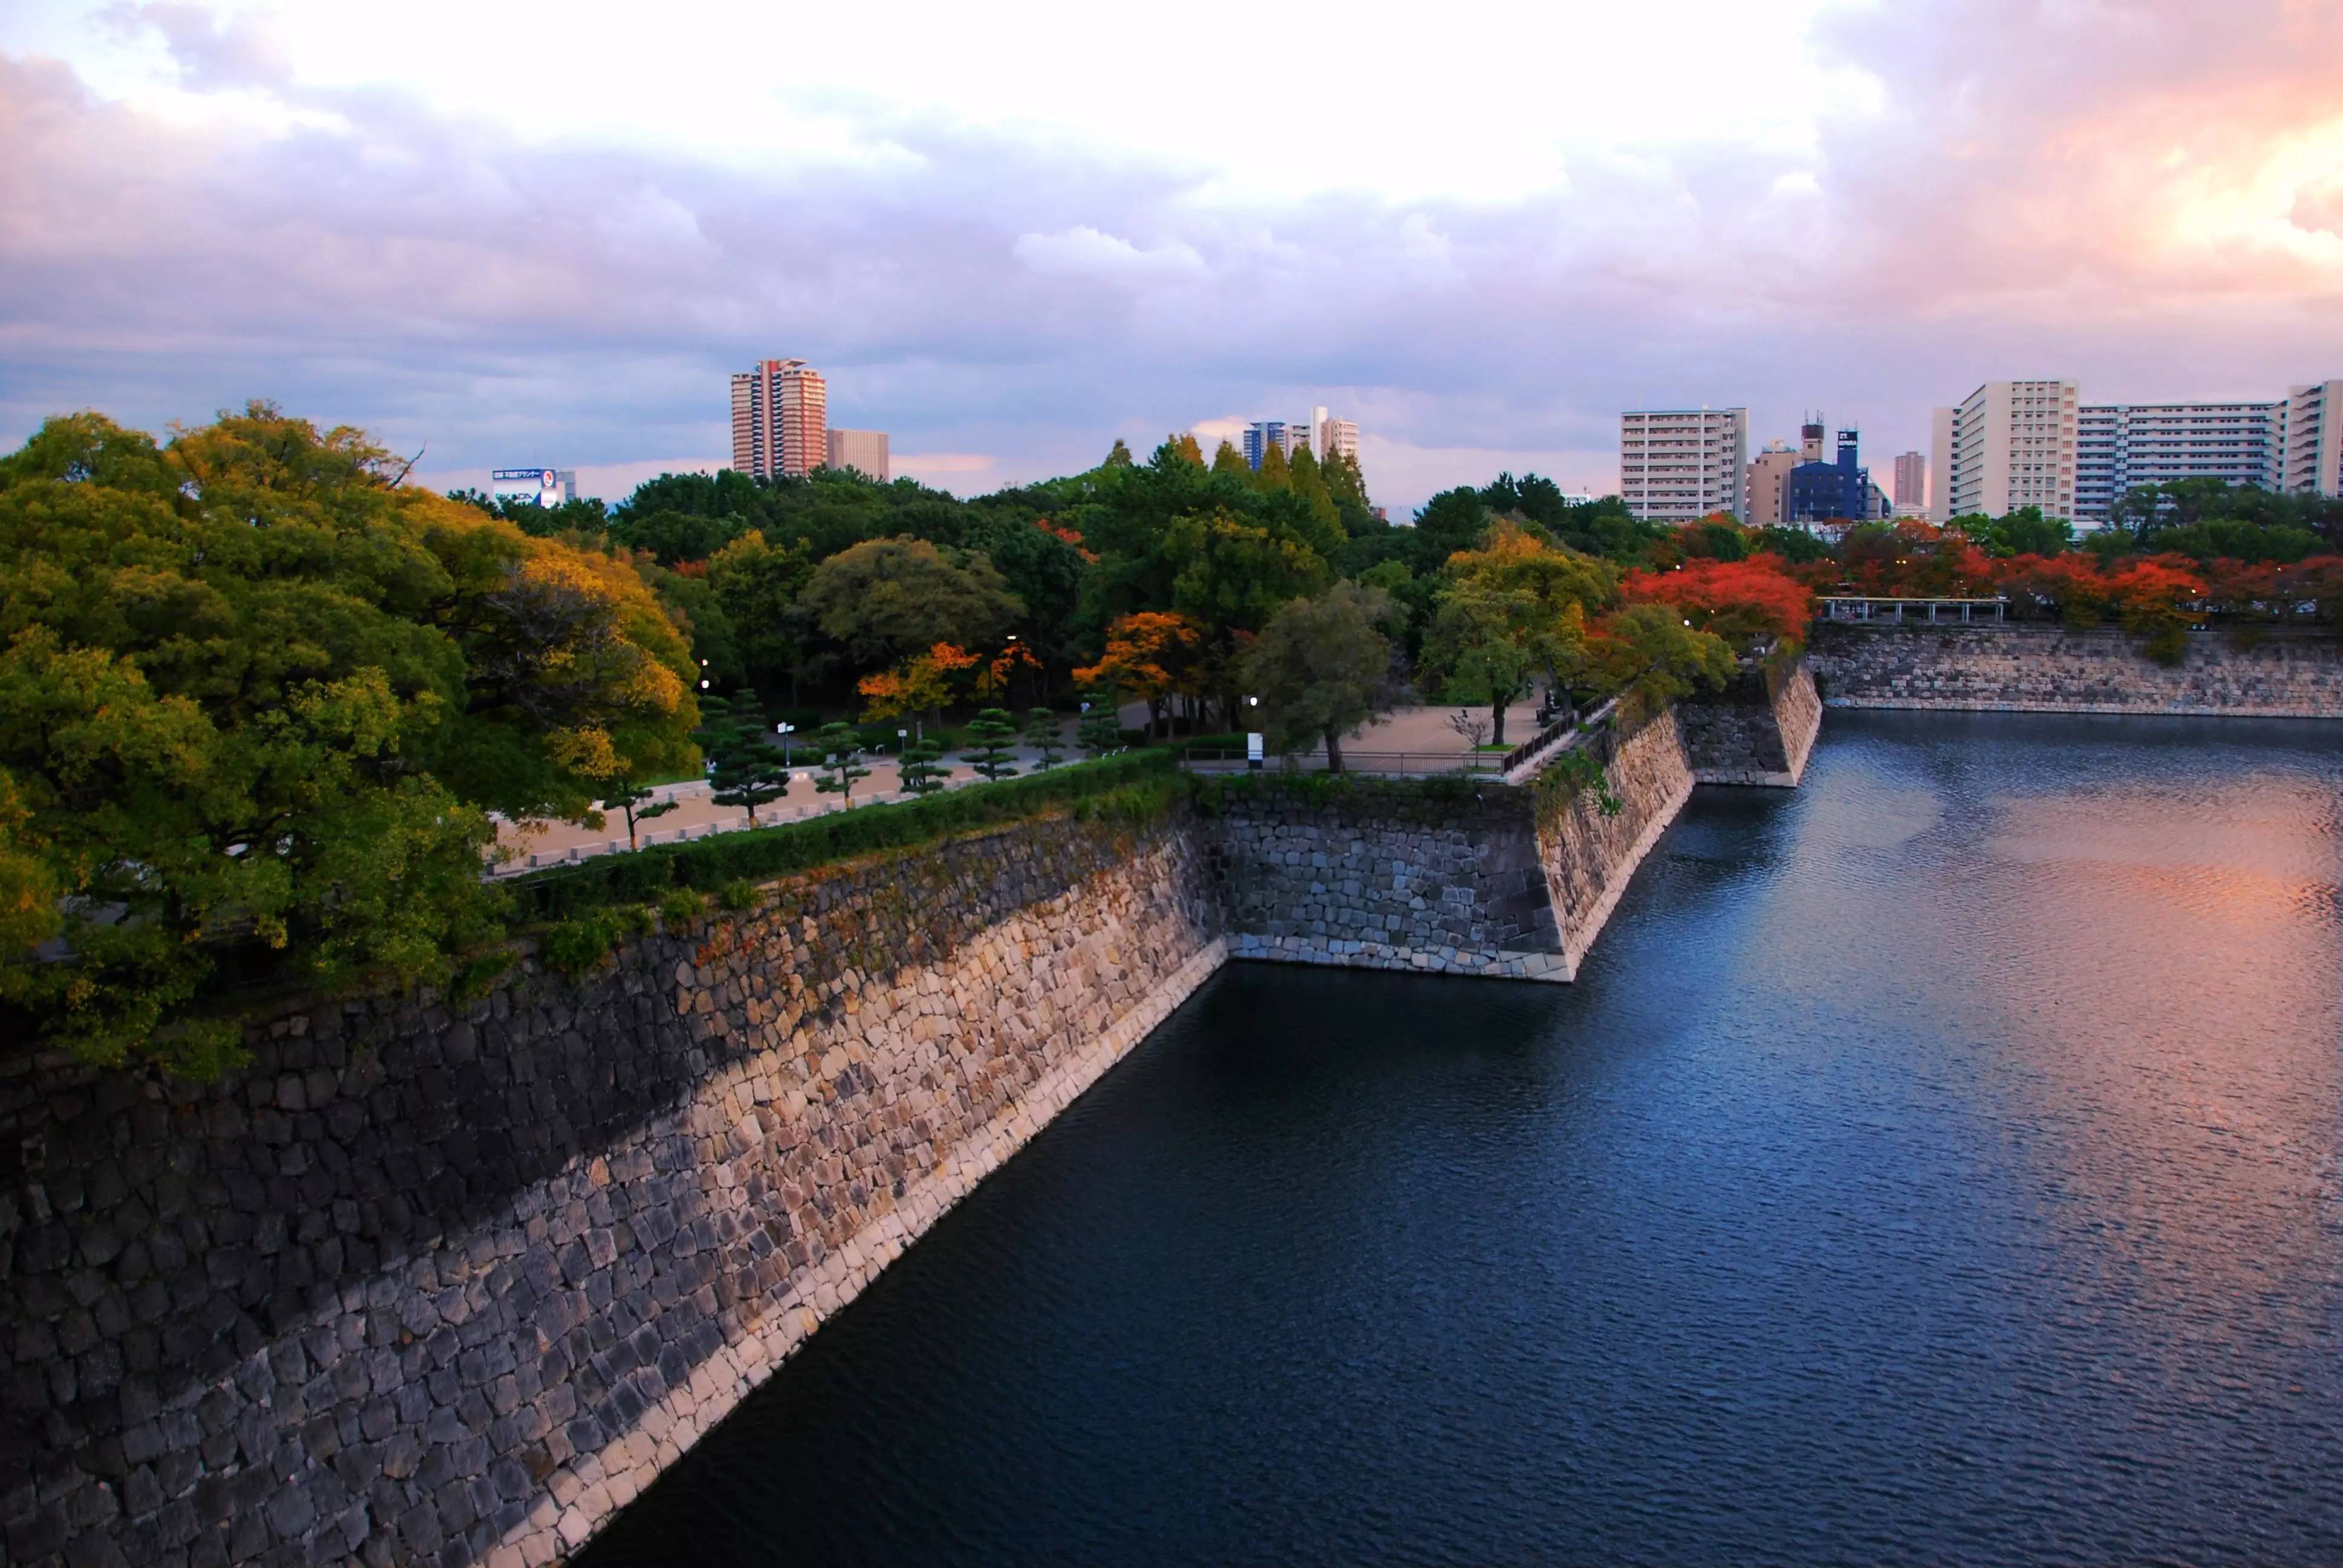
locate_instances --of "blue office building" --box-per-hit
[1788,425,1874,524]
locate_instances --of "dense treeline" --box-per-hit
[8,403,2338,1071]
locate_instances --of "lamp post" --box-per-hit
[1244,694,1263,771]
[775,720,795,767]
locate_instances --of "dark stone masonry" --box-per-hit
[1,818,1222,1568]
[0,668,1832,1566]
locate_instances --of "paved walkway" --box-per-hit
[499,698,1562,873]
[1171,694,1559,771]
[494,741,1075,875]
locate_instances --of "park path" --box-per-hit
[500,697,1543,874]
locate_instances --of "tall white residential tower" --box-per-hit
[1930,381,2079,522]
[1620,407,1748,522]
[2281,381,2343,498]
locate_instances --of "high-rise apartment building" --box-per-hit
[1930,375,2343,522]
[729,358,828,479]
[2281,381,2343,498]
[1314,405,1360,465]
[825,428,890,481]
[1619,407,1748,521]
[1892,451,1927,511]
[1930,381,2079,521]
[1745,440,1797,527]
[1245,411,1359,469]
[2072,401,2282,520]
[1243,421,1301,469]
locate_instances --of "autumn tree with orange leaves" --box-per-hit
[1073,612,1203,739]
[857,641,981,733]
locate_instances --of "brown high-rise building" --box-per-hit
[1745,440,1797,527]
[1893,451,1928,511]
[730,358,828,479]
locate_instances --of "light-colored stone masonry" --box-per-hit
[1809,624,2343,717]
[1537,710,1697,979]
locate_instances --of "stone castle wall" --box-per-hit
[1535,709,1697,978]
[1809,624,2343,716]
[1,670,1829,1568]
[1205,780,1568,981]
[0,815,1222,1568]
[1205,695,1708,984]
[1678,662,1823,786]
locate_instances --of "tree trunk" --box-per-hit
[1324,726,1345,774]
[1490,696,1509,747]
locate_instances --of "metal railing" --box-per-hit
[1178,747,1506,777]
[1498,705,1582,776]
[1820,596,2008,624]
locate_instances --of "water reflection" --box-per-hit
[580,711,2343,1567]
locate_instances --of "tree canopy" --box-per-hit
[1237,584,1399,771]
[1,406,697,1069]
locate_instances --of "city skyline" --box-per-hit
[5,1,2342,514]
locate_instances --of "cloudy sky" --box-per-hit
[4,0,2341,512]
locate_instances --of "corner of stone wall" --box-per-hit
[1532,708,1696,977]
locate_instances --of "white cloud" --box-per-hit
[1012,227,1207,282]
[5,0,2343,517]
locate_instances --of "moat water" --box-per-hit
[578,712,2343,1566]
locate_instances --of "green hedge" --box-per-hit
[508,749,1179,921]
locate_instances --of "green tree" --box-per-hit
[1104,439,1136,468]
[1755,526,1832,564]
[606,508,750,566]
[599,775,678,850]
[1418,579,1542,745]
[813,722,871,804]
[796,535,1023,670]
[1164,509,1331,633]
[1210,440,1251,480]
[1431,523,1605,719]
[0,407,697,1071]
[896,736,948,794]
[961,707,1021,781]
[1593,603,1734,715]
[705,529,815,697]
[1969,506,2074,558]
[1024,707,1066,771]
[1236,584,1398,772]
[1078,707,1123,756]
[702,693,792,826]
[1288,444,1343,538]
[1411,487,1492,572]
[1323,448,1371,512]
[1253,440,1293,493]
